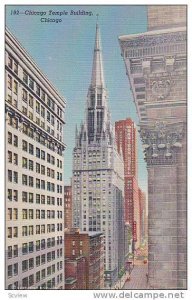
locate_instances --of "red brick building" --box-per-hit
[64,185,72,229]
[65,256,86,289]
[65,228,104,289]
[115,118,142,248]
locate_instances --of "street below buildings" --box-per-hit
[122,264,149,289]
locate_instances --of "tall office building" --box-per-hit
[72,23,125,288]
[64,185,72,229]
[115,118,141,248]
[5,28,66,289]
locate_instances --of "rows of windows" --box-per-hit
[10,272,63,289]
[7,189,63,206]
[7,133,63,169]
[7,55,64,119]
[7,112,63,155]
[21,209,63,220]
[8,223,63,238]
[20,237,63,255]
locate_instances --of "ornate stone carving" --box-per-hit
[121,31,186,49]
[139,121,184,165]
[151,79,171,100]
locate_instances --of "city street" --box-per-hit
[122,265,149,289]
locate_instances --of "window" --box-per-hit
[29,160,33,170]
[41,165,45,175]
[8,132,12,144]
[13,81,18,94]
[36,210,40,219]
[8,151,12,163]
[22,209,27,220]
[13,227,18,237]
[36,240,40,251]
[22,157,27,169]
[29,209,33,219]
[29,77,34,90]
[29,225,33,235]
[13,190,18,201]
[22,277,28,289]
[14,135,18,147]
[22,226,27,236]
[13,208,18,220]
[36,256,40,267]
[22,192,27,202]
[36,101,40,114]
[7,208,12,220]
[41,91,45,101]
[7,94,12,104]
[36,148,40,158]
[13,245,18,257]
[47,111,50,122]
[8,265,12,278]
[29,143,34,155]
[13,153,18,165]
[14,264,18,276]
[36,194,40,204]
[41,150,45,160]
[36,225,40,234]
[36,84,40,97]
[23,123,28,134]
[23,71,28,84]
[8,56,13,68]
[29,274,34,287]
[22,260,28,272]
[36,179,40,189]
[47,153,50,163]
[29,258,34,269]
[8,170,12,182]
[29,95,33,108]
[29,242,34,253]
[22,243,28,255]
[41,195,45,204]
[36,271,41,283]
[41,210,45,219]
[41,269,45,279]
[8,227,12,238]
[22,140,28,152]
[41,106,45,118]
[22,89,27,102]
[8,189,12,201]
[29,176,33,187]
[29,193,33,203]
[8,75,12,90]
[14,61,18,74]
[8,246,12,259]
[22,174,27,186]
[35,163,40,174]
[13,172,18,183]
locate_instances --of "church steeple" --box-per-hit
[90,22,105,88]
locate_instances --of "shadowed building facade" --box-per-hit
[72,23,125,288]
[119,5,187,289]
[5,28,66,289]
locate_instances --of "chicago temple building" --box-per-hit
[72,24,125,288]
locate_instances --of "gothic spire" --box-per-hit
[90,22,105,88]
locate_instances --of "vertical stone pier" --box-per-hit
[119,6,187,289]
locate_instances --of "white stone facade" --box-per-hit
[5,29,66,289]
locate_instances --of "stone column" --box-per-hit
[140,122,186,289]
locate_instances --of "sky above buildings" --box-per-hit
[6,5,148,193]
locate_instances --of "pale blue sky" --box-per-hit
[6,5,148,192]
